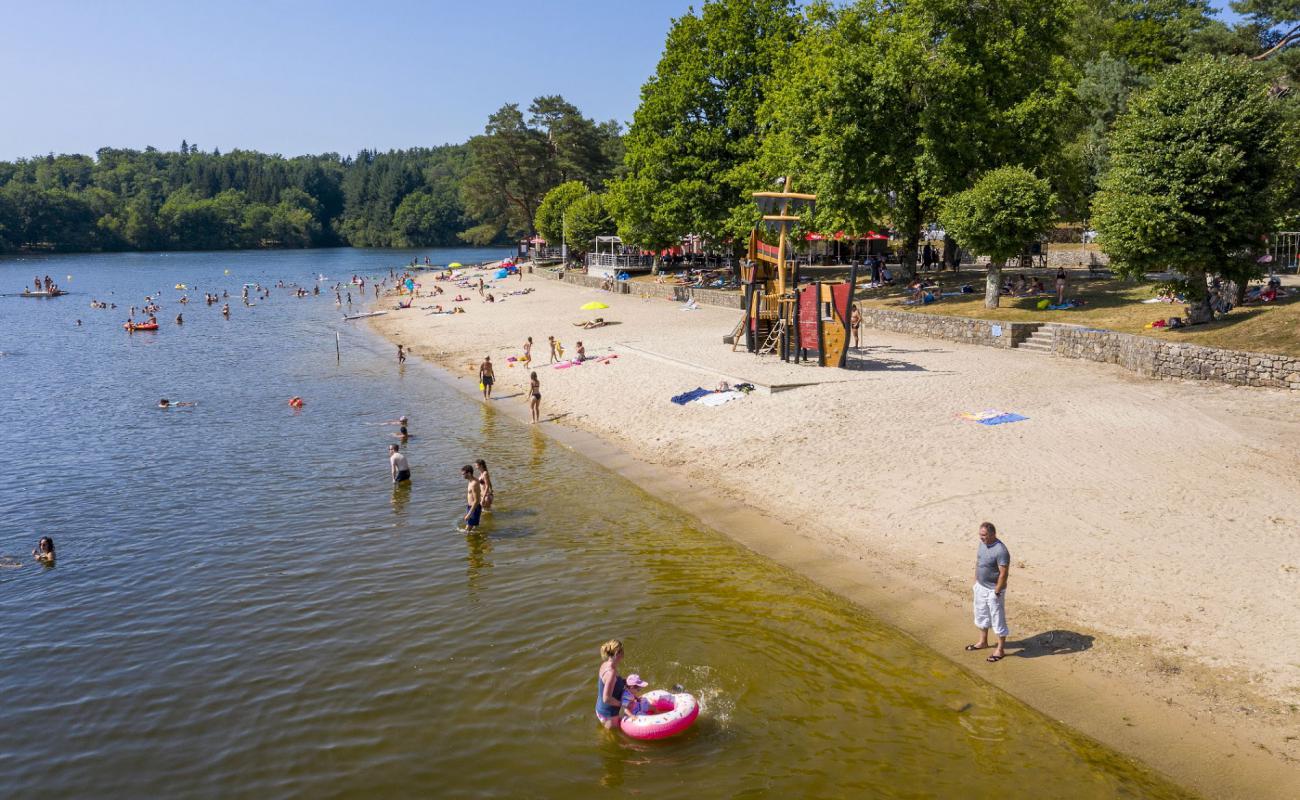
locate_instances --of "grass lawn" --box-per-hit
[857,269,1300,358]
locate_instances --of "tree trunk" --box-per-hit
[942,237,960,271]
[1184,267,1213,324]
[985,260,1003,309]
[901,231,920,280]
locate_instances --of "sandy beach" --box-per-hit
[374,265,1300,798]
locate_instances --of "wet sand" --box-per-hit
[373,265,1300,799]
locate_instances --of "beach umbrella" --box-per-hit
[448,262,462,268]
[581,301,609,310]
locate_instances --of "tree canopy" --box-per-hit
[1093,56,1286,321]
[607,0,804,250]
[940,167,1056,307]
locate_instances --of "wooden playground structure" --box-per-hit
[739,178,858,368]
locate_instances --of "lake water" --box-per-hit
[0,249,1189,798]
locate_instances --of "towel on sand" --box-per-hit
[671,387,711,405]
[959,410,1029,426]
[695,390,744,407]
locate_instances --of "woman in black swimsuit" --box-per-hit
[528,371,541,424]
[1055,267,1067,305]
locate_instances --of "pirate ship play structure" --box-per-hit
[740,178,858,368]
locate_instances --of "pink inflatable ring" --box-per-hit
[620,690,699,740]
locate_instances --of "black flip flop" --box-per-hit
[964,644,985,651]
[986,654,1004,663]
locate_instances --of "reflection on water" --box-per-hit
[0,250,1191,799]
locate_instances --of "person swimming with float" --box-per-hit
[620,673,650,718]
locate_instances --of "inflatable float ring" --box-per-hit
[620,690,699,740]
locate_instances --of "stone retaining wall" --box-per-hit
[1050,325,1300,390]
[858,308,1040,349]
[535,264,1297,390]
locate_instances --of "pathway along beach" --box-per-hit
[374,262,1300,799]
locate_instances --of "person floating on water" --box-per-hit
[462,465,483,531]
[595,639,626,730]
[32,536,55,564]
[158,399,196,408]
[390,444,410,484]
[479,356,495,400]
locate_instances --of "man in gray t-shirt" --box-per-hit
[967,522,1010,662]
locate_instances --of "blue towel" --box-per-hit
[671,387,711,405]
[978,413,1028,426]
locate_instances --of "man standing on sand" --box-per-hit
[462,465,483,531]
[479,356,495,400]
[967,522,1010,662]
[390,444,411,484]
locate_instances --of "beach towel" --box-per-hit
[671,387,711,405]
[959,410,1029,426]
[554,360,580,370]
[695,390,743,407]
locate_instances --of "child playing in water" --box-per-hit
[621,674,650,717]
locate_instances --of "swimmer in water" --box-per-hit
[621,674,650,717]
[393,425,409,441]
[222,304,230,318]
[476,459,494,511]
[158,399,196,408]
[462,465,483,531]
[32,536,55,564]
[390,444,411,484]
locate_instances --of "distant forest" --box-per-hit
[0,95,621,253]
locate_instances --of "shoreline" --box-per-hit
[370,265,1300,799]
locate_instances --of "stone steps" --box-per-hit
[1015,325,1058,353]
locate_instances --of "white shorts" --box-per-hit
[973,583,1009,638]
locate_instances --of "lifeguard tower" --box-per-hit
[741,178,858,368]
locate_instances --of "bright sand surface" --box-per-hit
[374,266,1300,798]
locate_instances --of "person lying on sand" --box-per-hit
[573,318,607,329]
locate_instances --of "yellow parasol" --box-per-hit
[580,301,609,310]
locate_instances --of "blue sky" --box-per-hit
[0,0,697,160]
[1,0,1245,161]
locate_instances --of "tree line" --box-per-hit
[0,94,621,254]
[530,0,1300,323]
[6,0,1300,322]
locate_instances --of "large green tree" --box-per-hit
[608,0,803,250]
[460,97,619,245]
[534,181,590,246]
[562,193,615,257]
[939,167,1056,308]
[1093,56,1286,323]
[760,0,1075,277]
